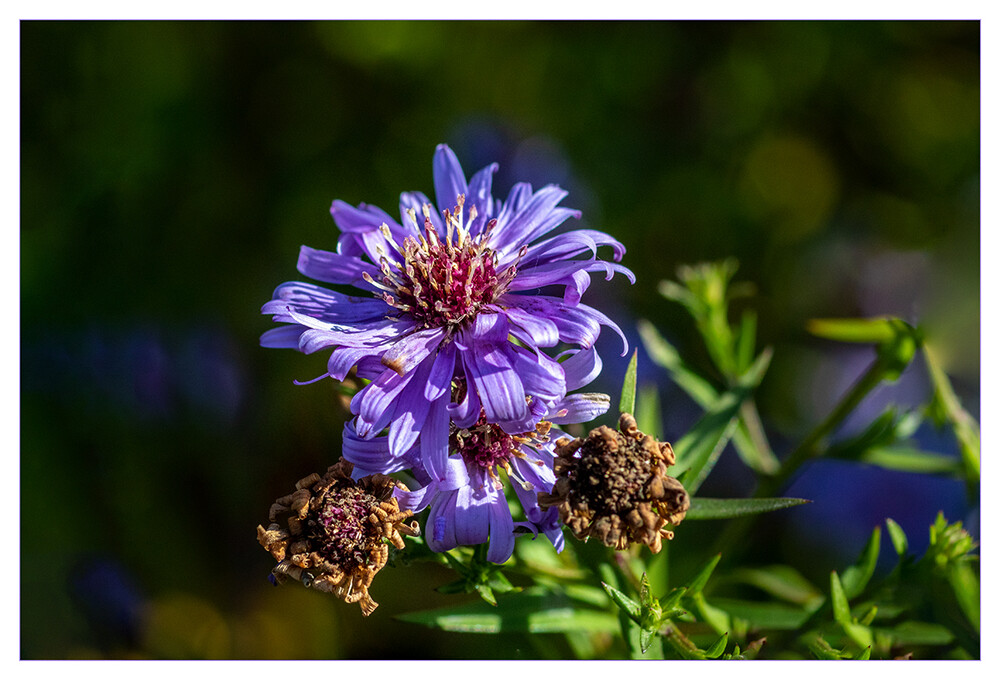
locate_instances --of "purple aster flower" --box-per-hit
[367,392,613,563]
[262,144,633,471]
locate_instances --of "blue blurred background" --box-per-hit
[20,21,979,659]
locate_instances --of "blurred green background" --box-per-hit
[21,21,978,659]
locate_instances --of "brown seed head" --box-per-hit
[256,458,420,615]
[538,413,689,553]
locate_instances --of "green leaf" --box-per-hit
[622,613,664,659]
[885,518,909,556]
[712,598,812,630]
[637,319,718,406]
[924,343,981,489]
[639,318,778,475]
[639,627,655,654]
[806,317,899,344]
[853,646,872,660]
[601,581,641,623]
[560,583,612,608]
[476,584,497,606]
[619,349,638,416]
[808,317,920,382]
[639,572,655,607]
[829,571,852,626]
[728,564,823,607]
[875,319,920,382]
[660,586,688,613]
[685,496,810,520]
[808,636,849,660]
[691,594,731,635]
[734,310,757,374]
[397,588,621,634]
[830,571,873,649]
[841,526,881,599]
[704,632,729,659]
[635,384,661,439]
[859,605,878,626]
[883,620,955,646]
[825,407,904,460]
[858,446,962,475]
[948,561,980,633]
[685,553,721,595]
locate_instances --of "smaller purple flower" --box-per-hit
[378,392,612,563]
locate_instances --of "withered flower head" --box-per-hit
[256,458,419,616]
[538,413,689,554]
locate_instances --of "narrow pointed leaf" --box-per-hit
[924,344,980,488]
[476,585,497,606]
[639,572,654,607]
[887,620,955,646]
[853,646,872,660]
[885,518,909,556]
[685,496,810,520]
[637,319,718,406]
[685,553,721,595]
[639,627,654,654]
[619,349,638,416]
[830,571,851,626]
[858,446,962,475]
[691,594,731,634]
[841,526,881,598]
[396,588,621,633]
[639,319,777,474]
[948,562,980,633]
[602,581,642,623]
[729,564,823,607]
[712,598,811,630]
[735,310,757,374]
[705,632,729,659]
[806,317,898,344]
[808,636,848,660]
[635,384,661,438]
[661,587,687,612]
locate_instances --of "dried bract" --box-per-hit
[257,459,419,615]
[538,413,689,553]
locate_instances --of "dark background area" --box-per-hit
[20,21,979,659]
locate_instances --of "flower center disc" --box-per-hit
[367,197,522,330]
[312,485,380,568]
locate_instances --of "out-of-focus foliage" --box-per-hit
[21,21,977,659]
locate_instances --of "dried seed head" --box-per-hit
[257,458,420,616]
[537,413,689,553]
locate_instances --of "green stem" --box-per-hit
[661,623,705,659]
[713,354,891,562]
[760,354,889,497]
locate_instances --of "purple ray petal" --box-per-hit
[379,326,446,377]
[398,191,441,233]
[466,162,498,236]
[427,489,459,552]
[559,346,603,391]
[296,246,381,287]
[329,199,400,234]
[260,325,304,349]
[547,392,611,425]
[420,396,451,482]
[454,485,490,546]
[486,489,515,563]
[503,306,560,348]
[433,144,469,214]
[425,342,457,402]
